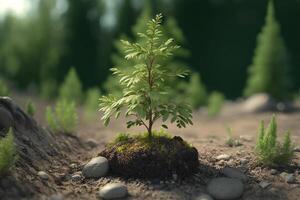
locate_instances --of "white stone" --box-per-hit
[207,177,244,200]
[82,156,109,178]
[37,171,49,180]
[98,183,128,199]
[196,194,214,200]
[216,154,231,161]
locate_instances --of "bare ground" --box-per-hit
[6,92,300,200]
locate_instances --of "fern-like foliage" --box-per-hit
[256,115,294,166]
[0,128,17,176]
[46,99,78,134]
[99,14,193,138]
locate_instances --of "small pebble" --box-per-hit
[37,171,49,180]
[259,181,271,189]
[216,154,231,161]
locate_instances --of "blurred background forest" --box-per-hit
[0,0,299,104]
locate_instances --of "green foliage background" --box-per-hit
[0,0,299,101]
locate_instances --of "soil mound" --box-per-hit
[99,135,199,179]
[0,97,84,199]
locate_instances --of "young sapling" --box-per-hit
[99,14,193,138]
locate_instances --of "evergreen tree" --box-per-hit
[244,0,291,100]
[58,68,83,104]
[186,73,207,109]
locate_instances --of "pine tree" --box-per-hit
[244,0,291,100]
[58,68,83,104]
[186,73,207,109]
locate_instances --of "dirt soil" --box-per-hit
[3,92,300,200]
[99,135,199,179]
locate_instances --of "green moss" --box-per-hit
[110,130,193,156]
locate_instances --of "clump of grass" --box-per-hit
[26,100,36,117]
[0,128,17,176]
[256,115,294,166]
[207,91,224,117]
[225,126,241,147]
[46,99,78,134]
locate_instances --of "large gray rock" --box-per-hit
[242,93,276,113]
[98,183,128,199]
[207,177,244,200]
[82,156,109,178]
[222,167,248,182]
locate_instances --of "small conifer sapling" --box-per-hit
[99,14,193,138]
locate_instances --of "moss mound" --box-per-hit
[99,132,199,179]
